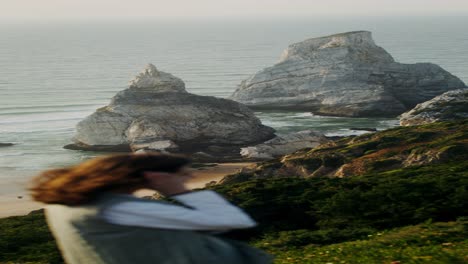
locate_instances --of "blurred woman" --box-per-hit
[30,153,272,264]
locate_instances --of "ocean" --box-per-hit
[0,16,467,199]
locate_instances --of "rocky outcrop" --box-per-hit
[400,89,468,126]
[65,64,275,154]
[240,130,329,159]
[230,31,465,117]
[220,120,468,184]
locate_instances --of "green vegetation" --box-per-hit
[258,219,468,264]
[0,162,468,263]
[214,161,468,243]
[0,211,62,264]
[1,160,467,263]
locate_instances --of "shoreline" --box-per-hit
[0,162,254,218]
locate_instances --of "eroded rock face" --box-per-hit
[400,89,468,126]
[67,64,275,153]
[240,130,329,160]
[219,120,468,184]
[230,31,465,117]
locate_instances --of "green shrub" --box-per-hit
[215,161,468,244]
[258,219,468,264]
[0,212,63,263]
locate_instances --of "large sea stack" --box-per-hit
[230,31,465,117]
[65,64,275,154]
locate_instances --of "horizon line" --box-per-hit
[2,13,468,24]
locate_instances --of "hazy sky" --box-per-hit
[2,0,468,21]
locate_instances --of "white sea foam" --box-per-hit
[325,130,370,137]
[292,112,315,117]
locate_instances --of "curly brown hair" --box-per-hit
[30,153,190,205]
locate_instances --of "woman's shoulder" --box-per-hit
[44,193,165,216]
[97,193,171,206]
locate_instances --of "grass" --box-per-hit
[0,212,63,264]
[257,219,468,264]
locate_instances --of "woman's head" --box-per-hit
[30,153,191,205]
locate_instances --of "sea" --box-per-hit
[0,16,467,200]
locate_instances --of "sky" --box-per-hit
[1,0,468,21]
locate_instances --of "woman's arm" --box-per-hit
[101,190,256,231]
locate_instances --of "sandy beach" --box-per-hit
[0,162,254,218]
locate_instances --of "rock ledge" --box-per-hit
[400,88,468,126]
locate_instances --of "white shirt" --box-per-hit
[101,190,257,231]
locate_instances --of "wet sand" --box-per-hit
[0,162,254,218]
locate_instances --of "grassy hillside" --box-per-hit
[1,216,466,264]
[2,160,465,263]
[257,219,467,264]
[1,120,467,263]
[214,161,468,243]
[0,211,62,264]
